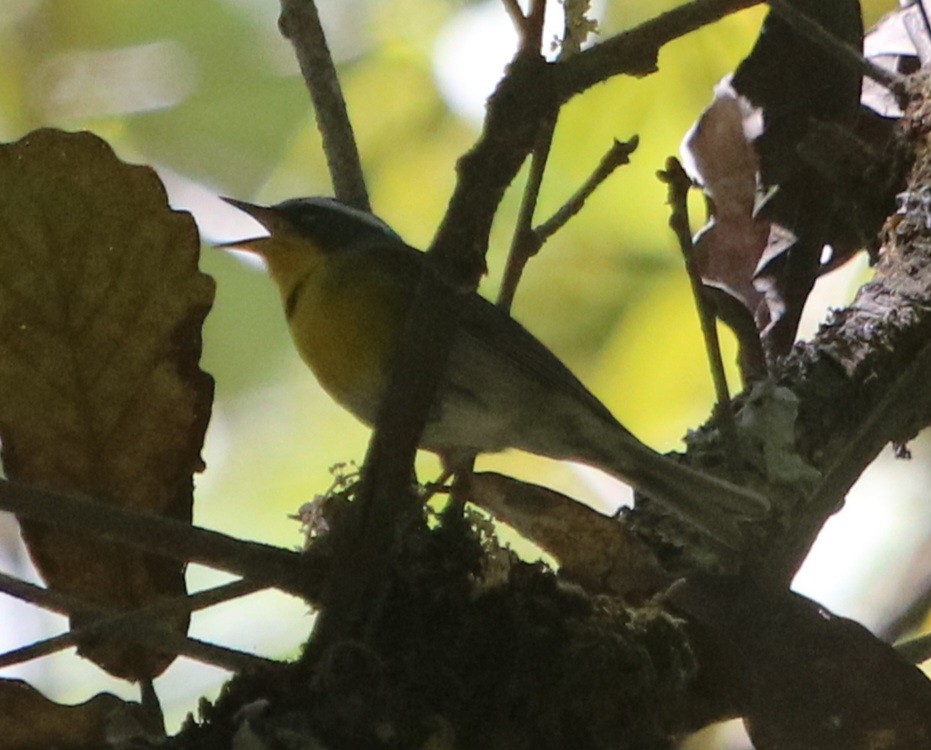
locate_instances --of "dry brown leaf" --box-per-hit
[681,81,771,379]
[0,128,214,680]
[0,678,150,749]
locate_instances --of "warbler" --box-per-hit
[221,196,768,545]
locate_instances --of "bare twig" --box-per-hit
[0,573,277,672]
[278,0,369,210]
[535,136,638,243]
[555,0,764,99]
[139,679,164,734]
[0,571,95,619]
[499,116,557,311]
[0,627,275,674]
[499,135,637,310]
[433,0,766,290]
[498,6,629,311]
[766,0,906,95]
[501,0,547,53]
[0,575,269,667]
[0,480,321,599]
[659,158,738,454]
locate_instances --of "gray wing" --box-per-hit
[455,292,621,428]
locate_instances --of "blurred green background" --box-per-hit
[0,0,923,743]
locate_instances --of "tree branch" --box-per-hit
[554,0,764,101]
[498,116,557,311]
[0,573,277,673]
[0,480,322,599]
[757,99,931,580]
[278,0,370,210]
[535,135,639,242]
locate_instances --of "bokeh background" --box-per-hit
[0,0,925,744]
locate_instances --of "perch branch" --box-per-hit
[758,88,931,579]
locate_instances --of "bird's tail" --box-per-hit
[577,420,769,548]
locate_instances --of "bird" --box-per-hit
[220,196,769,546]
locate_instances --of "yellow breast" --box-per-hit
[285,257,411,425]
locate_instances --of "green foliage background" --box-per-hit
[0,0,900,732]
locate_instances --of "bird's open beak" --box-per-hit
[220,197,281,227]
[216,197,287,253]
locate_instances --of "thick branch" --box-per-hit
[760,86,931,579]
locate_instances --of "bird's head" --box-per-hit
[219,196,402,283]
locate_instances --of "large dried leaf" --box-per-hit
[730,0,864,357]
[0,679,149,750]
[684,1,869,367]
[681,80,771,379]
[0,128,214,680]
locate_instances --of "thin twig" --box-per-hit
[766,0,906,95]
[499,4,627,311]
[499,0,594,312]
[0,574,278,672]
[0,575,269,666]
[501,0,546,53]
[535,136,639,243]
[0,480,321,599]
[498,116,557,311]
[278,0,369,210]
[0,628,275,674]
[499,135,638,310]
[0,572,94,618]
[659,157,739,455]
[139,679,164,735]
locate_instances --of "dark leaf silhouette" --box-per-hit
[0,129,214,680]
